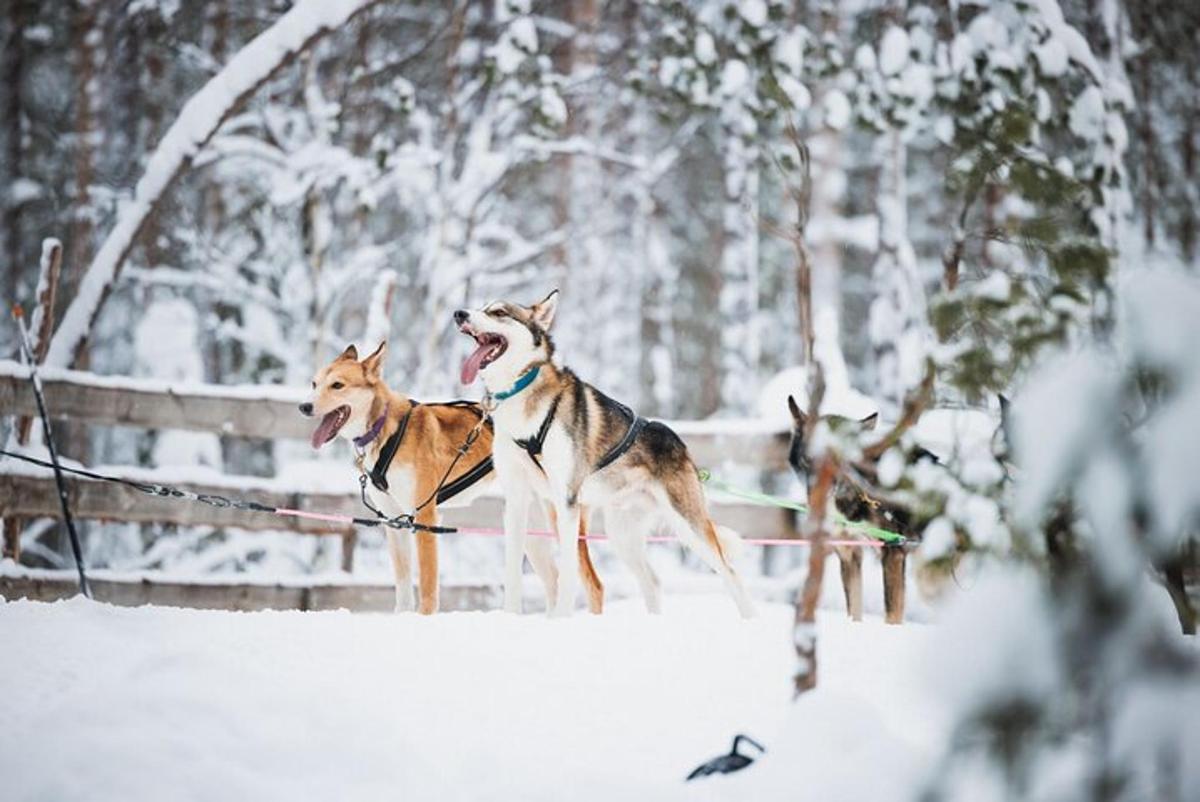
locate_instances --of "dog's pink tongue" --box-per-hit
[461,343,490,386]
[310,411,340,450]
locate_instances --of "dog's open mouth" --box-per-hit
[459,323,507,385]
[310,405,350,449]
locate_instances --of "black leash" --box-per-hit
[0,449,457,535]
[9,305,90,598]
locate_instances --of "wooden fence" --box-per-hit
[0,360,798,610]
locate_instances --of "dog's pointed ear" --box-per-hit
[362,341,386,377]
[787,395,807,429]
[859,412,879,431]
[337,344,359,362]
[530,289,559,330]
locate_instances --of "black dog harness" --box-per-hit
[515,394,646,476]
[368,401,494,505]
[595,402,647,472]
[514,395,561,473]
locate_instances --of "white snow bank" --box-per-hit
[1,597,800,801]
[4,584,1186,800]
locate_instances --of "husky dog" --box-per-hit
[454,290,756,618]
[300,342,604,615]
[786,396,937,624]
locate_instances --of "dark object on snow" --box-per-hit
[685,734,766,781]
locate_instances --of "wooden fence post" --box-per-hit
[3,238,62,561]
[340,530,357,573]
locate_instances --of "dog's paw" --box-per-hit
[548,602,575,619]
[394,591,416,614]
[503,597,522,614]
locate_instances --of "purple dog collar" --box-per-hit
[353,405,389,449]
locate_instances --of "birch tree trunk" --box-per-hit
[562,0,612,392]
[1,0,29,306]
[65,0,101,291]
[869,129,926,418]
[718,69,760,414]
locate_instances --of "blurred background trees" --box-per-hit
[5,0,1191,428]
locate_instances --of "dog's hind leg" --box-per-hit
[528,502,561,614]
[605,508,661,614]
[835,544,864,621]
[882,544,907,625]
[386,529,415,613]
[546,504,604,614]
[577,507,604,615]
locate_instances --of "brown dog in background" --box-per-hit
[786,396,932,624]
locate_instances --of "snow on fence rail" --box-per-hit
[0,360,793,469]
[0,568,502,613]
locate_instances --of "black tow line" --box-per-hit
[9,305,91,597]
[0,449,456,536]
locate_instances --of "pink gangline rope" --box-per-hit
[272,508,886,548]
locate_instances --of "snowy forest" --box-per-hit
[1,1,1198,800]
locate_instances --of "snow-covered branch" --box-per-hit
[44,0,385,369]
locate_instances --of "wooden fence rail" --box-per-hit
[0,471,795,539]
[1,359,798,602]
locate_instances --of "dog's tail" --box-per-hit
[706,521,746,564]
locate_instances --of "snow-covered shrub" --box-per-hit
[923,268,1200,801]
[923,0,1131,402]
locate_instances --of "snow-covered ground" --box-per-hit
[1,595,937,802]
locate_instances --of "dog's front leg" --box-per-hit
[550,499,581,618]
[503,486,531,614]
[386,529,415,613]
[414,504,440,615]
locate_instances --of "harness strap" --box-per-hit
[369,404,415,492]
[369,400,494,504]
[594,404,646,472]
[515,394,561,474]
[435,456,494,504]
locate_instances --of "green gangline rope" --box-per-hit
[698,470,906,545]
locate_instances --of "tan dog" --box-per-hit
[300,342,603,615]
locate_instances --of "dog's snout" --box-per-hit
[298,402,314,416]
[453,309,469,326]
